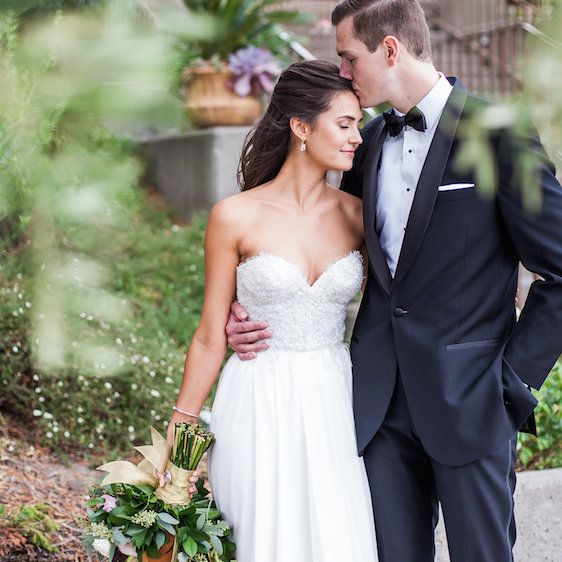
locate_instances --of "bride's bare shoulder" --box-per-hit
[332,187,363,226]
[209,188,266,228]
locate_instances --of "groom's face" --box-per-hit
[335,16,389,108]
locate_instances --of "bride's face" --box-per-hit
[304,91,363,172]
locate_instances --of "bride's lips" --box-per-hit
[341,150,356,157]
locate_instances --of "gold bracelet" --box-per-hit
[172,405,199,418]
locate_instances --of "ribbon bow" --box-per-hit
[97,427,192,506]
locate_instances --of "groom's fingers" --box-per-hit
[227,322,271,344]
[230,300,249,320]
[237,352,257,361]
[236,341,270,353]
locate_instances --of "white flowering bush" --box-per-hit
[0,202,210,454]
[0,4,213,455]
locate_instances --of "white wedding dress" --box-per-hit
[208,251,378,562]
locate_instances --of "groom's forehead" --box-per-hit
[336,21,366,51]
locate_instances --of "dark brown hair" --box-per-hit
[238,60,354,191]
[331,0,432,61]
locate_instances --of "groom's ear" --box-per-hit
[289,117,309,142]
[382,35,400,66]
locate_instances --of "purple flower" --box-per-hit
[228,46,282,97]
[101,494,117,512]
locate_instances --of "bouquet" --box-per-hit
[83,423,236,562]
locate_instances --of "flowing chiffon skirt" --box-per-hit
[208,345,378,562]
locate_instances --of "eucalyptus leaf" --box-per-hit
[158,520,176,535]
[158,512,179,525]
[112,527,128,545]
[155,530,166,549]
[209,533,223,555]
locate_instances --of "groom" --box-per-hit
[226,0,562,560]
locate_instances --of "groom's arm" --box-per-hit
[497,126,562,390]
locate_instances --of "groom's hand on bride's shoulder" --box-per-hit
[226,301,272,360]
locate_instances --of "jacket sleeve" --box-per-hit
[497,126,562,390]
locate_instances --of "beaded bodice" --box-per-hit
[236,251,363,352]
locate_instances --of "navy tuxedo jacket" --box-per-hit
[342,78,562,466]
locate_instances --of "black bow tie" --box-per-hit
[383,107,427,137]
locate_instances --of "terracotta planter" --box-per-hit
[141,533,175,562]
[185,63,262,127]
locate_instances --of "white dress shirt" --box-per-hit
[376,73,453,277]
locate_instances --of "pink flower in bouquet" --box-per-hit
[118,541,137,556]
[101,494,117,512]
[228,46,282,97]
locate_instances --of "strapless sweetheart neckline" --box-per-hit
[237,249,362,288]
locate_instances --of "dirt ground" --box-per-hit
[0,419,100,561]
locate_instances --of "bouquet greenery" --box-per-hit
[84,424,236,562]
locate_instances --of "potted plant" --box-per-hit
[175,0,309,127]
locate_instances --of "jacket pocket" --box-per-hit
[446,338,501,351]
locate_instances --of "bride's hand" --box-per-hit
[167,410,198,444]
[167,412,201,498]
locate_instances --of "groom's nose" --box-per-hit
[339,59,353,80]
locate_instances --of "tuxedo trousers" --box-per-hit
[363,371,517,562]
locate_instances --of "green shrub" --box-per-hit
[518,360,562,469]
[0,194,210,455]
[0,502,59,553]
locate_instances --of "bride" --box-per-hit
[169,60,378,561]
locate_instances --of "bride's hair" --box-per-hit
[238,60,354,191]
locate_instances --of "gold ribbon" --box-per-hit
[96,426,192,506]
[154,462,193,505]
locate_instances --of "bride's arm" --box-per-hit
[168,200,240,437]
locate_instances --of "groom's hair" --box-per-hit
[332,0,432,61]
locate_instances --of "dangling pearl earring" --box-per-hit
[300,140,307,152]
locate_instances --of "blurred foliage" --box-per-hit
[0,2,181,377]
[0,0,210,453]
[518,361,562,469]
[455,0,562,202]
[173,0,311,72]
[0,196,210,454]
[2,0,107,18]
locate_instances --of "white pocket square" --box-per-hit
[438,183,475,192]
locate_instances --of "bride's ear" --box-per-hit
[289,117,309,143]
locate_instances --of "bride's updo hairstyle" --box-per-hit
[238,60,355,191]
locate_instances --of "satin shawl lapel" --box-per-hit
[362,118,393,296]
[393,80,468,287]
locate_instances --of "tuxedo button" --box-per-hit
[394,307,407,317]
